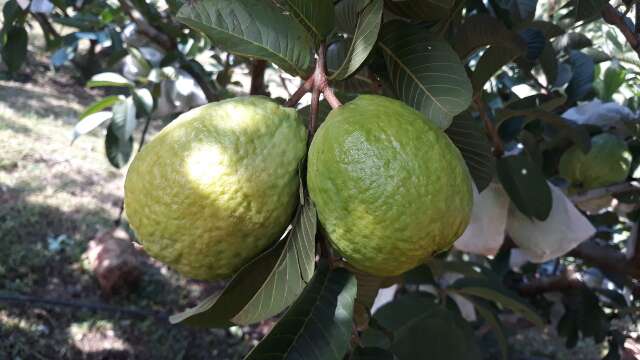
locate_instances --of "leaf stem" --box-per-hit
[474,98,504,157]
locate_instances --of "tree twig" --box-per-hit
[474,98,504,157]
[570,239,640,279]
[569,181,639,204]
[118,0,174,51]
[249,60,268,96]
[284,77,314,107]
[602,3,640,59]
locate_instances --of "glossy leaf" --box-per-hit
[177,0,314,76]
[132,88,154,116]
[284,0,335,40]
[105,122,133,168]
[330,0,383,81]
[232,201,317,325]
[449,277,544,327]
[452,14,527,60]
[111,97,137,141]
[383,0,455,22]
[561,0,608,23]
[245,263,357,360]
[472,46,523,92]
[380,20,472,129]
[72,111,113,144]
[2,26,28,73]
[497,153,552,221]
[171,199,317,327]
[87,72,133,88]
[566,50,595,101]
[470,301,509,360]
[445,111,496,192]
[372,295,482,360]
[79,95,121,120]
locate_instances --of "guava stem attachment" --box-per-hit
[284,76,314,107]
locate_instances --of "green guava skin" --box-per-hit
[124,96,307,280]
[307,95,474,276]
[559,133,631,190]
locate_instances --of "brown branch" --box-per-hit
[31,12,60,39]
[310,78,321,140]
[569,181,640,204]
[517,271,583,297]
[249,59,268,96]
[602,3,640,59]
[284,76,314,107]
[474,98,504,157]
[118,0,174,51]
[570,239,640,279]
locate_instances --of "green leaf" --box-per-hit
[132,88,154,116]
[566,51,595,102]
[553,32,592,52]
[111,97,137,141]
[87,72,133,88]
[497,153,552,221]
[177,0,314,76]
[283,0,335,41]
[232,201,317,325]
[445,111,496,192]
[72,111,113,144]
[171,198,317,327]
[383,0,455,22]
[2,26,28,73]
[469,300,509,360]
[350,347,397,360]
[516,20,565,39]
[330,0,383,81]
[595,64,626,101]
[472,46,523,92]
[452,14,527,60]
[561,0,608,23]
[380,20,472,129]
[539,40,558,85]
[372,295,482,360]
[126,46,151,77]
[79,95,121,120]
[449,277,544,327]
[105,122,133,168]
[510,0,538,21]
[244,263,357,360]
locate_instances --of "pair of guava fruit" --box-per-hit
[124,95,473,280]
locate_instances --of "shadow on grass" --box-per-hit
[0,83,89,123]
[0,183,251,359]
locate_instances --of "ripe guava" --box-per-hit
[307,95,473,276]
[559,133,631,190]
[124,96,307,280]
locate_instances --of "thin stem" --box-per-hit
[284,76,314,107]
[474,98,504,157]
[309,79,321,140]
[323,86,343,109]
[602,3,640,59]
[249,59,267,96]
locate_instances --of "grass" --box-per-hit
[0,69,257,359]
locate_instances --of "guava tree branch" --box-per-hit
[602,2,640,59]
[569,181,640,204]
[250,60,268,96]
[474,98,504,157]
[570,239,640,279]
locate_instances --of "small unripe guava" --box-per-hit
[559,133,631,190]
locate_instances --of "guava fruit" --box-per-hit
[124,96,307,280]
[307,95,473,276]
[559,133,632,190]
